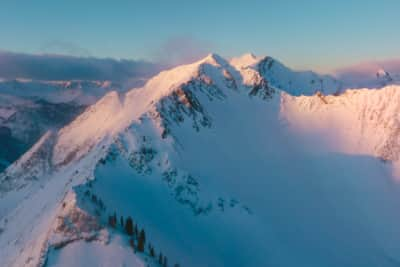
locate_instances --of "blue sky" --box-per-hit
[1,0,399,72]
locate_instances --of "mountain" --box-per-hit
[0,52,355,173]
[0,79,126,171]
[231,53,343,95]
[2,54,400,267]
[337,63,400,89]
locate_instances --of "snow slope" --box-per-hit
[281,85,400,162]
[0,79,124,106]
[2,54,400,266]
[0,79,126,171]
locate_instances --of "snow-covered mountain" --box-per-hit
[0,79,130,171]
[2,53,400,267]
[231,53,343,95]
[0,53,346,172]
[337,64,400,89]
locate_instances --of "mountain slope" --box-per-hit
[2,54,400,267]
[0,80,127,171]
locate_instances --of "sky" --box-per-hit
[1,0,400,73]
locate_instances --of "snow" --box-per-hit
[0,107,17,120]
[53,53,226,167]
[0,79,127,172]
[86,83,400,266]
[336,62,400,89]
[280,85,400,168]
[231,53,342,95]
[3,53,400,267]
[0,79,124,105]
[44,191,147,267]
[230,53,260,69]
[53,91,123,166]
[46,235,145,267]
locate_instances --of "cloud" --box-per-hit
[39,41,92,57]
[0,37,213,84]
[335,59,400,88]
[153,36,214,66]
[0,51,163,83]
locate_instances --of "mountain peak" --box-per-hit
[230,53,262,69]
[199,53,226,66]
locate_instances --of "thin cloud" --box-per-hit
[39,40,92,57]
[153,36,214,66]
[335,59,400,88]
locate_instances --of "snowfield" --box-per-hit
[2,53,400,266]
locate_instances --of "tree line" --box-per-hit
[108,212,180,267]
[84,188,180,266]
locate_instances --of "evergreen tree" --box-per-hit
[120,216,124,227]
[137,229,146,252]
[113,212,117,225]
[149,245,155,257]
[159,253,163,264]
[108,212,117,228]
[125,216,134,236]
[140,229,146,244]
[134,224,139,237]
[163,256,167,267]
[98,199,104,210]
[108,215,116,228]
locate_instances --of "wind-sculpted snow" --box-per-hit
[3,54,400,267]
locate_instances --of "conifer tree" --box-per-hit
[134,224,139,237]
[120,216,124,227]
[108,212,117,228]
[140,229,146,244]
[163,256,167,267]
[149,245,155,257]
[108,215,116,228]
[159,253,163,264]
[112,212,117,226]
[137,229,146,252]
[125,216,134,236]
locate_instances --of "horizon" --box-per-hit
[1,50,400,85]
